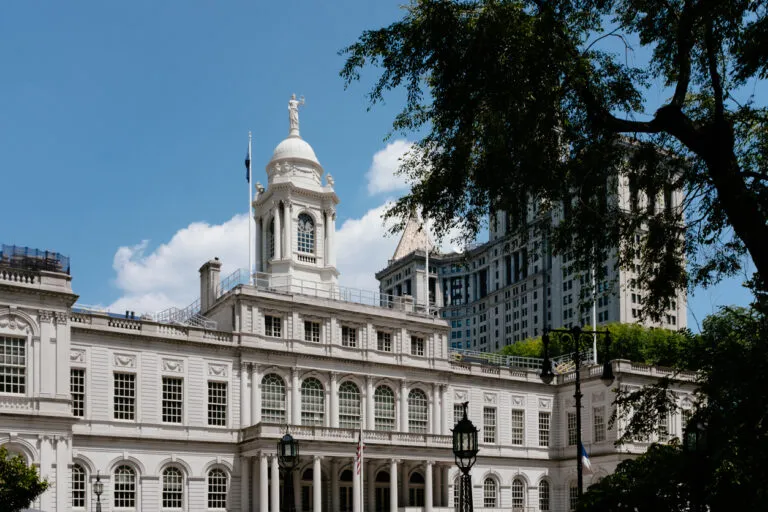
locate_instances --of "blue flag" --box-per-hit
[245,146,251,183]
[580,443,594,474]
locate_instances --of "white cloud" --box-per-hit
[365,139,414,195]
[107,215,249,314]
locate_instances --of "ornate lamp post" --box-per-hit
[277,432,300,512]
[684,419,708,512]
[93,471,104,512]
[452,401,479,512]
[540,326,614,499]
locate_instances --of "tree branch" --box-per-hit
[704,17,725,122]
[671,0,696,107]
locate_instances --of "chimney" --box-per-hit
[199,257,222,313]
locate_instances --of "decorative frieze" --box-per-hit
[54,311,68,325]
[510,395,525,407]
[483,392,497,405]
[70,349,86,364]
[0,314,32,334]
[162,359,184,373]
[38,310,53,323]
[208,363,228,378]
[114,353,137,369]
[538,398,552,409]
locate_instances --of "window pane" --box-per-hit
[483,407,496,444]
[511,410,524,445]
[162,467,184,509]
[593,406,606,443]
[70,368,85,417]
[208,381,227,426]
[262,374,286,423]
[163,377,183,424]
[483,478,497,508]
[301,378,324,426]
[297,213,315,254]
[338,381,361,429]
[341,326,357,347]
[410,336,424,356]
[539,480,550,511]
[511,478,524,508]
[374,386,395,431]
[114,373,136,421]
[72,464,86,508]
[376,331,392,352]
[408,389,428,433]
[567,412,578,446]
[304,321,320,343]
[0,337,26,394]
[538,411,551,447]
[114,465,136,508]
[208,469,228,509]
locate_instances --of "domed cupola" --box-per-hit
[266,94,324,190]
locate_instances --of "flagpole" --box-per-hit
[360,423,364,512]
[424,212,430,316]
[248,131,254,285]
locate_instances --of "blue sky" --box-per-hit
[0,1,758,329]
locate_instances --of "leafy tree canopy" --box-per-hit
[498,321,697,367]
[0,447,48,512]
[341,0,768,318]
[594,306,768,509]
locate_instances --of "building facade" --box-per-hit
[376,188,688,353]
[0,98,695,512]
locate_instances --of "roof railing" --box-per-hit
[0,244,70,275]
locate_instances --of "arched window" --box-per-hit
[72,463,86,508]
[0,336,26,393]
[162,467,184,509]
[262,374,286,423]
[297,213,315,254]
[114,465,137,508]
[569,481,578,511]
[338,382,361,429]
[483,478,498,508]
[511,478,525,509]
[374,386,395,431]
[538,480,550,511]
[207,469,228,509]
[301,377,324,426]
[408,389,428,433]
[409,471,425,506]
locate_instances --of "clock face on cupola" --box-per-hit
[252,94,340,286]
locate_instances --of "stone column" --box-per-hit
[262,216,269,266]
[441,466,450,506]
[367,460,376,512]
[274,204,282,260]
[251,458,259,512]
[313,456,322,512]
[241,456,251,511]
[353,457,361,512]
[366,376,374,430]
[389,460,398,512]
[425,462,433,512]
[400,380,408,432]
[251,366,261,425]
[241,363,251,428]
[433,464,441,507]
[441,385,448,435]
[400,462,408,508]
[331,459,340,512]
[428,385,436,434]
[284,201,292,258]
[330,372,339,428]
[270,456,280,512]
[328,211,336,267]
[292,367,301,425]
[255,216,262,273]
[259,455,270,512]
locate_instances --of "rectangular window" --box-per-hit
[70,368,85,417]
[567,412,578,446]
[411,336,425,356]
[377,331,392,352]
[304,321,320,343]
[0,336,26,394]
[113,373,136,421]
[265,315,282,337]
[454,403,464,425]
[208,381,227,426]
[659,412,671,442]
[341,326,357,347]
[510,409,524,445]
[593,406,606,443]
[162,377,183,424]
[538,411,551,447]
[483,407,496,444]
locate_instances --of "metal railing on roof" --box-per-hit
[0,244,70,274]
[217,270,440,318]
[448,348,593,372]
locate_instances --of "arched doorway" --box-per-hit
[340,469,353,512]
[408,471,425,506]
[375,470,391,512]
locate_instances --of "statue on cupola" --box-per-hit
[251,95,340,287]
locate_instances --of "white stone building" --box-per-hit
[0,98,695,512]
[376,181,688,353]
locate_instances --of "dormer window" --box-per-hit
[297,213,315,254]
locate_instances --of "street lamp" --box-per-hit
[452,401,479,512]
[93,471,104,512]
[277,432,300,512]
[684,419,708,512]
[540,326,614,500]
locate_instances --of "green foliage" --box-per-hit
[341,0,768,318]
[584,306,768,510]
[498,322,694,367]
[0,447,48,512]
